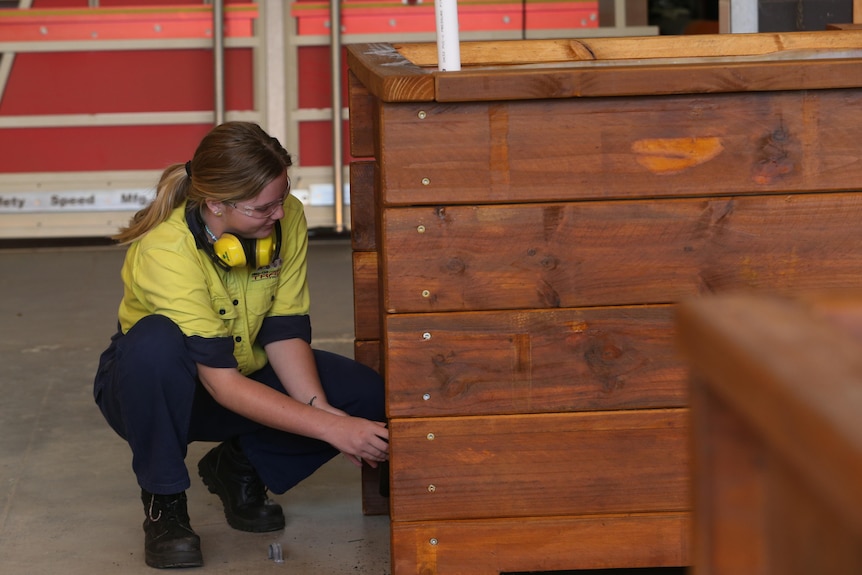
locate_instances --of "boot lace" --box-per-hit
[146,492,190,523]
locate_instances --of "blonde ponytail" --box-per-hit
[113,164,190,244]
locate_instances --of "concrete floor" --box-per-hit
[0,238,689,575]
[0,240,391,574]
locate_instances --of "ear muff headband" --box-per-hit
[186,206,231,271]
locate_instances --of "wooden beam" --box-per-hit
[394,30,862,68]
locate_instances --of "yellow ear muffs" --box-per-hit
[252,233,276,268]
[213,234,248,268]
[213,232,278,269]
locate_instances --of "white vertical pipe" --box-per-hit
[263,0,286,145]
[330,0,344,232]
[434,0,461,71]
[720,0,758,33]
[613,0,626,28]
[213,0,226,126]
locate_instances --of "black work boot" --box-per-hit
[198,439,285,532]
[141,490,203,569]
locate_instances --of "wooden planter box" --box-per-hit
[346,31,862,575]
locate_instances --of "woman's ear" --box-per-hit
[204,199,226,217]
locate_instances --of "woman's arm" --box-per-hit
[196,359,389,467]
[263,337,326,408]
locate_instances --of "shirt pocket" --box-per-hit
[211,295,240,323]
[245,276,278,315]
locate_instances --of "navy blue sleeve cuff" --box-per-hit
[258,315,312,346]
[185,335,238,368]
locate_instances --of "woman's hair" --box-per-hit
[114,122,293,244]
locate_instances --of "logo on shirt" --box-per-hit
[251,258,282,281]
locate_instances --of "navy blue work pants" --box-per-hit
[93,314,385,495]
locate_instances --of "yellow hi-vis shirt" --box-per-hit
[117,194,311,374]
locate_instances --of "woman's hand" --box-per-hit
[315,401,389,467]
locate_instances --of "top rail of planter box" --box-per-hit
[346,31,862,102]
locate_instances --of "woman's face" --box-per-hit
[221,171,289,239]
